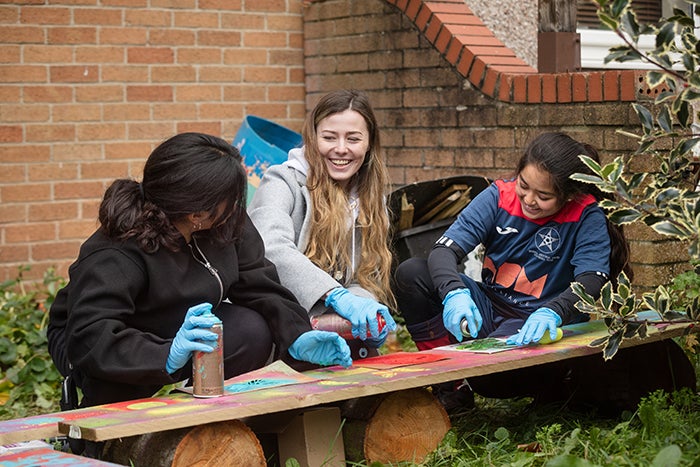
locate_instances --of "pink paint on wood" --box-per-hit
[0,447,119,466]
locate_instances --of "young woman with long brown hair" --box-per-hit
[248,89,397,355]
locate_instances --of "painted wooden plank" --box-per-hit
[0,314,690,445]
[0,446,119,466]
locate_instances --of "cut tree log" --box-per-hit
[341,388,450,464]
[101,419,265,466]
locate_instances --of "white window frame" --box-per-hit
[577,0,693,70]
[578,29,656,69]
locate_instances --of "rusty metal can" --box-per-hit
[192,322,224,398]
[310,312,386,340]
[460,319,470,337]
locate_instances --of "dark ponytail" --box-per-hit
[98,132,247,253]
[579,142,634,283]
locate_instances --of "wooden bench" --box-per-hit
[0,445,120,466]
[0,313,694,465]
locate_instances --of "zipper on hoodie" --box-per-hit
[189,237,224,307]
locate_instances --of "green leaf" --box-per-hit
[657,106,672,132]
[589,336,609,348]
[611,0,629,18]
[651,444,682,467]
[652,221,692,238]
[494,426,510,440]
[673,98,691,128]
[646,71,667,88]
[603,160,624,181]
[682,53,697,77]
[627,172,646,189]
[679,138,700,155]
[621,10,640,40]
[622,321,642,338]
[571,282,597,306]
[601,282,612,310]
[655,187,681,205]
[578,154,603,173]
[632,103,654,133]
[609,209,642,224]
[603,330,623,360]
[617,280,631,300]
[571,173,605,185]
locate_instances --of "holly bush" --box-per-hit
[572,0,700,358]
[0,266,64,419]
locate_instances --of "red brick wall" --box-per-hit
[0,1,306,281]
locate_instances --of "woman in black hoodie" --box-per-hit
[48,132,352,412]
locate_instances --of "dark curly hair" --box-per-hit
[98,132,247,253]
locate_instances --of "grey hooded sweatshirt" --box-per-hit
[248,147,369,314]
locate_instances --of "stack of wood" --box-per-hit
[397,183,472,231]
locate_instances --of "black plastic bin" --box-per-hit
[389,175,491,264]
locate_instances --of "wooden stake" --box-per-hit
[397,193,415,231]
[414,184,471,225]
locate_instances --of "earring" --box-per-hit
[194,222,202,231]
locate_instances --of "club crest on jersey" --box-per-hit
[535,227,561,255]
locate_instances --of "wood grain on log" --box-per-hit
[102,420,265,466]
[341,388,450,464]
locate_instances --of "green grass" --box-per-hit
[339,388,699,467]
[419,388,700,466]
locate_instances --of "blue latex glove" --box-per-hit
[288,330,353,368]
[442,288,482,341]
[166,303,220,374]
[325,287,397,340]
[506,307,562,346]
[364,326,390,349]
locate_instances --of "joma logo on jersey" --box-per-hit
[483,257,546,298]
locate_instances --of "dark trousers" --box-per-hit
[393,257,525,342]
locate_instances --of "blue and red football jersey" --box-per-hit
[441,179,610,315]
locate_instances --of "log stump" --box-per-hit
[101,419,265,466]
[341,387,450,464]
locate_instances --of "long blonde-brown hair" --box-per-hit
[302,89,395,309]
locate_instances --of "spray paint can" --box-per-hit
[460,319,471,337]
[192,316,224,398]
[310,312,386,340]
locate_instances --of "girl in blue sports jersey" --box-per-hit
[394,132,694,412]
[394,132,631,349]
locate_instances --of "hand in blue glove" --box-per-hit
[364,326,390,349]
[442,288,482,341]
[288,330,353,368]
[325,288,397,340]
[506,307,562,346]
[166,302,220,374]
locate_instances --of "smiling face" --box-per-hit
[316,109,369,189]
[515,163,563,220]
